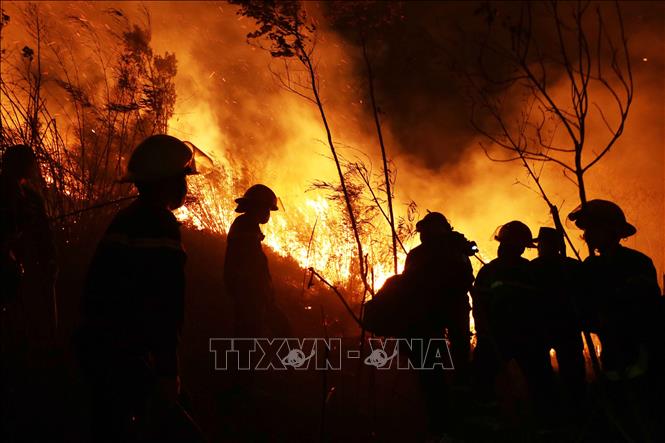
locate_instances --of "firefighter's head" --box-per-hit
[123,134,197,210]
[494,220,534,258]
[415,212,452,244]
[568,199,635,253]
[534,227,564,258]
[1,144,39,182]
[234,184,278,224]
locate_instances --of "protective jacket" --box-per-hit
[472,256,543,359]
[80,198,185,376]
[0,180,56,276]
[0,178,56,346]
[530,255,582,342]
[580,246,663,375]
[224,214,275,337]
[472,255,553,410]
[530,255,586,402]
[224,214,273,302]
[403,231,474,333]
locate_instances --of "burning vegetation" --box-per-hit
[1,1,664,442]
[2,2,662,293]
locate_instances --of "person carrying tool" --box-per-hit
[77,134,204,442]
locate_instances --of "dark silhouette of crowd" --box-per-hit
[1,136,663,443]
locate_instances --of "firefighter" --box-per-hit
[530,227,586,413]
[221,184,289,438]
[569,199,664,440]
[224,184,283,340]
[1,144,58,441]
[0,144,57,346]
[404,212,475,375]
[471,221,551,418]
[402,211,475,437]
[77,134,204,442]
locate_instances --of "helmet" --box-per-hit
[533,227,564,252]
[235,184,278,213]
[415,212,451,233]
[121,134,198,182]
[494,220,534,247]
[533,227,562,244]
[568,199,636,238]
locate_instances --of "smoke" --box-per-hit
[318,0,664,276]
[2,1,662,282]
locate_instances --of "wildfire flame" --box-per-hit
[175,171,408,292]
[1,1,660,297]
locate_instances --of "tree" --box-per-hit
[463,0,633,259]
[326,1,403,274]
[231,0,375,299]
[461,0,633,377]
[1,4,178,236]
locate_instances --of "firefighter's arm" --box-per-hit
[622,260,662,340]
[626,260,661,298]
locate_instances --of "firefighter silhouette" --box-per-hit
[221,184,290,439]
[224,184,289,340]
[1,144,58,441]
[471,221,552,421]
[77,135,204,442]
[402,211,475,438]
[570,199,664,440]
[0,144,57,344]
[530,227,586,415]
[403,212,476,372]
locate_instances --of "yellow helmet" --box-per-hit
[121,134,198,182]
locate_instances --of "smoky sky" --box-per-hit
[323,1,665,171]
[321,1,477,170]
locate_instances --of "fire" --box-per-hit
[154,1,662,292]
[175,172,408,292]
[2,1,659,297]
[168,100,410,292]
[165,48,419,293]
